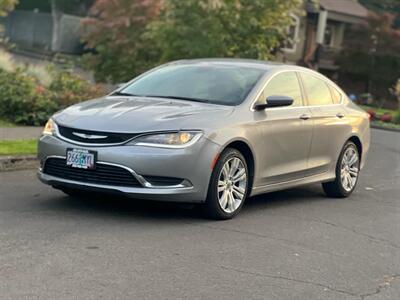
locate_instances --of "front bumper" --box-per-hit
[37,134,220,203]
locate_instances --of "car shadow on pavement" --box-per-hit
[244,185,327,213]
[40,184,328,222]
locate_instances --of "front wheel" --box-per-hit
[322,141,360,198]
[203,148,249,220]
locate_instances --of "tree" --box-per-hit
[83,0,301,83]
[0,0,17,16]
[149,0,302,62]
[359,0,400,28]
[82,0,162,83]
[0,0,17,41]
[338,13,400,99]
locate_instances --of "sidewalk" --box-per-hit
[0,127,43,140]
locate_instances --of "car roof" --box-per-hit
[169,58,345,97]
[169,58,312,73]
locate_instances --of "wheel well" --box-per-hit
[225,141,255,192]
[348,136,362,160]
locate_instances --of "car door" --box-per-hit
[299,72,348,176]
[252,71,313,186]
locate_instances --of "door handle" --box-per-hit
[336,113,345,119]
[300,114,311,120]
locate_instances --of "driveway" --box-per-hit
[0,129,399,299]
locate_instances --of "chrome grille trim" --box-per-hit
[41,156,192,189]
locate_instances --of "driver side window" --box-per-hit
[259,72,304,106]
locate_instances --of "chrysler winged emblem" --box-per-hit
[72,132,108,140]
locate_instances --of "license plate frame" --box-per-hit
[66,148,97,170]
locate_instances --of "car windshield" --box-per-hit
[119,64,266,106]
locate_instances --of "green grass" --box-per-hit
[0,139,38,156]
[0,119,16,127]
[371,121,400,130]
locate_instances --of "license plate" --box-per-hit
[66,148,97,170]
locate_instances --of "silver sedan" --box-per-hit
[38,59,370,219]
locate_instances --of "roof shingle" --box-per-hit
[319,0,368,18]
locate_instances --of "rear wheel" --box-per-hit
[203,148,249,220]
[322,141,360,198]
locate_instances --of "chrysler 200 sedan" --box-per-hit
[38,59,370,219]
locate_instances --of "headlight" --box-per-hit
[42,119,57,136]
[128,131,202,148]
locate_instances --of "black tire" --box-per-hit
[322,141,360,198]
[202,148,249,220]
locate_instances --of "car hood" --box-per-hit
[54,96,235,133]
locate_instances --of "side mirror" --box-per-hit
[254,95,294,110]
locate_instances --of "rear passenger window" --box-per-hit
[330,86,342,104]
[301,73,333,106]
[261,72,303,106]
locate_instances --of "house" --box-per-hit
[279,0,368,79]
[2,0,369,76]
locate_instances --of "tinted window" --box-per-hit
[301,73,333,106]
[121,64,265,106]
[261,72,303,106]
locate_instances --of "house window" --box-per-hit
[323,25,335,47]
[282,14,300,53]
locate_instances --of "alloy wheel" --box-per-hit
[340,146,359,192]
[217,157,247,213]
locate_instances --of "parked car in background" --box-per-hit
[37,59,370,219]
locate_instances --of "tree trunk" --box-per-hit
[51,0,62,52]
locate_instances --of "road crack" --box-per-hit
[218,265,359,298]
[360,274,400,300]
[186,222,346,258]
[308,218,400,250]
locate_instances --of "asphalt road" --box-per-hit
[1,129,399,300]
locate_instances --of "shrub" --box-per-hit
[380,113,393,123]
[366,109,376,120]
[0,68,58,126]
[49,70,104,107]
[0,66,105,126]
[393,111,400,124]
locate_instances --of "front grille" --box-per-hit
[58,125,139,144]
[43,158,142,187]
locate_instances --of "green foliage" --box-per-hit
[338,14,400,98]
[82,0,302,83]
[0,118,15,127]
[0,0,17,16]
[49,68,104,107]
[393,110,400,124]
[359,0,400,28]
[0,68,56,126]
[150,0,301,62]
[0,65,105,126]
[82,0,163,83]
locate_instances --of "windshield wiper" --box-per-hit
[142,95,210,103]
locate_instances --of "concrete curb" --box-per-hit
[371,123,400,133]
[0,155,38,172]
